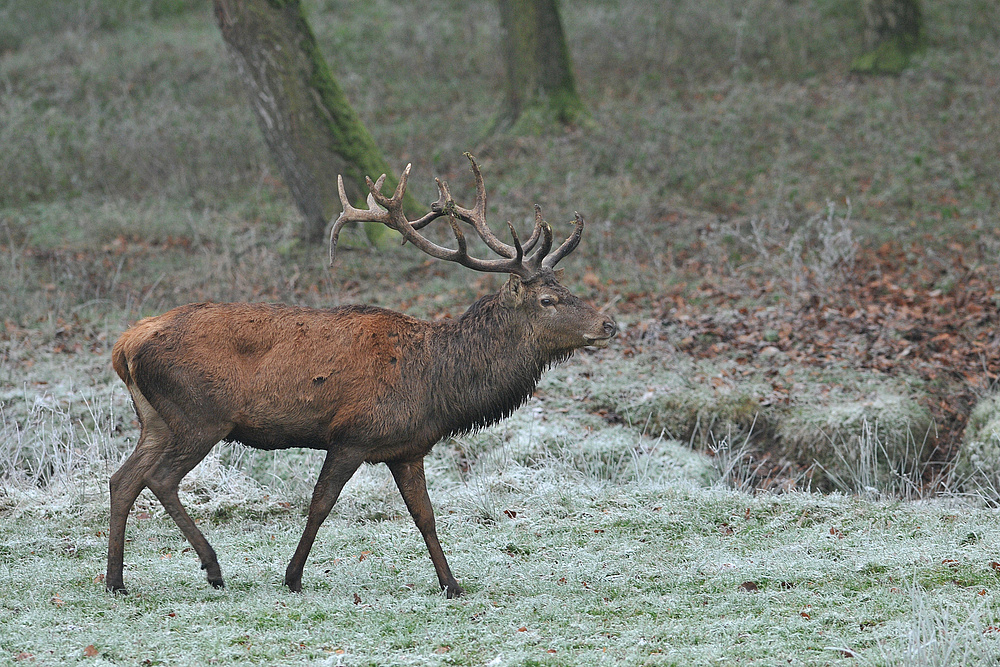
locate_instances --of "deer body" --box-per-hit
[106,157,616,597]
[116,275,589,456]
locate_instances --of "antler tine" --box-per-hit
[540,212,585,269]
[409,178,451,231]
[366,171,398,213]
[465,152,487,222]
[392,164,410,201]
[434,178,453,211]
[330,173,391,265]
[525,218,553,272]
[446,154,517,259]
[519,205,546,255]
[506,221,524,264]
[446,212,468,257]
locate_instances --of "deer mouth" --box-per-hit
[584,335,613,349]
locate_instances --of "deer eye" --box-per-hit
[539,295,557,308]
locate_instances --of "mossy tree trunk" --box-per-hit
[495,0,585,133]
[850,0,923,75]
[213,0,409,243]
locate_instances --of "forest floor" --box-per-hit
[3,0,1000,664]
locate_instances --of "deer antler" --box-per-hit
[329,154,585,278]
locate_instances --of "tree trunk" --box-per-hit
[213,0,408,243]
[851,0,923,75]
[496,0,585,133]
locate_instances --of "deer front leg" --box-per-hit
[387,459,463,598]
[284,448,364,592]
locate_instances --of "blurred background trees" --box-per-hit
[213,0,407,243]
[494,0,585,133]
[851,0,924,75]
[0,0,996,248]
[214,0,585,243]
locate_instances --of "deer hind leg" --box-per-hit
[141,406,234,589]
[284,448,364,593]
[144,441,228,589]
[106,388,172,594]
[388,459,463,598]
[109,385,231,592]
[106,446,156,593]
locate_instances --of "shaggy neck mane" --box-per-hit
[426,292,565,437]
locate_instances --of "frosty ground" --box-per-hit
[2,348,999,666]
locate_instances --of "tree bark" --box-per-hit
[496,0,585,133]
[851,0,923,75]
[213,0,407,242]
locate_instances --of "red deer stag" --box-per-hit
[106,154,616,597]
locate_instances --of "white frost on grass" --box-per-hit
[4,350,1000,664]
[954,392,1000,503]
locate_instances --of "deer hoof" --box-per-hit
[106,582,128,595]
[203,562,224,588]
[444,582,464,599]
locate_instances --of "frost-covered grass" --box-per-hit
[584,353,936,494]
[3,351,1000,665]
[954,393,1000,504]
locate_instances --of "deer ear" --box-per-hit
[500,274,525,307]
[552,267,565,280]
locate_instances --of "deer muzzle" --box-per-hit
[585,316,618,348]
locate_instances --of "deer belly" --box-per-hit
[225,424,331,451]
[219,385,364,450]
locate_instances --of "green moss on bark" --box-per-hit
[850,35,922,75]
[851,0,923,76]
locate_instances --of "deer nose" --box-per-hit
[603,318,618,338]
